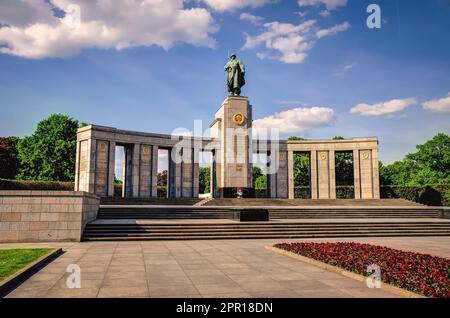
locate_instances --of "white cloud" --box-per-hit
[350,98,417,116]
[316,21,350,38]
[333,62,356,77]
[319,10,331,17]
[344,63,355,70]
[253,106,335,134]
[0,0,56,27]
[171,128,193,136]
[0,0,217,59]
[422,92,450,113]
[242,19,350,64]
[298,0,348,11]
[239,12,264,25]
[202,0,270,12]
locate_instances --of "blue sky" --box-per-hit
[0,0,449,164]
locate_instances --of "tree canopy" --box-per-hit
[16,114,81,182]
[0,137,20,179]
[199,167,210,194]
[380,133,450,185]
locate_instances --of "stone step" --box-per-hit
[83,232,450,241]
[96,211,440,219]
[84,228,450,235]
[85,223,450,229]
[82,220,450,241]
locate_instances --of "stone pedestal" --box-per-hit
[210,96,253,198]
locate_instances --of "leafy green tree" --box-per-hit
[288,136,306,141]
[293,153,310,187]
[254,175,267,190]
[0,137,20,179]
[252,166,268,190]
[16,114,80,181]
[252,166,263,180]
[199,167,210,193]
[379,133,450,185]
[157,170,168,187]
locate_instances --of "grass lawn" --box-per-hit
[0,248,54,282]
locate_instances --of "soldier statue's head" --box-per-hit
[229,53,236,60]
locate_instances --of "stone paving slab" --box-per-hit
[3,236,450,298]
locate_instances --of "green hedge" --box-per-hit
[294,187,310,199]
[293,185,449,206]
[380,185,449,206]
[336,186,355,199]
[255,189,268,198]
[0,179,74,191]
[114,185,168,198]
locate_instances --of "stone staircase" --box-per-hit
[96,205,441,220]
[83,198,448,241]
[83,220,450,241]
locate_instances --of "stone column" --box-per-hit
[74,140,80,191]
[276,151,288,198]
[139,145,152,198]
[169,148,182,198]
[181,148,193,198]
[212,149,220,198]
[288,150,295,199]
[310,150,318,199]
[317,151,330,199]
[372,148,380,199]
[75,139,90,192]
[132,144,140,198]
[107,141,116,197]
[329,150,336,199]
[360,149,374,199]
[87,139,97,194]
[213,96,252,197]
[193,148,200,198]
[151,145,158,197]
[353,149,361,199]
[267,150,279,198]
[124,145,133,198]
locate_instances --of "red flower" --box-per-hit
[274,242,450,298]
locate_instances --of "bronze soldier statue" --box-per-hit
[224,53,245,96]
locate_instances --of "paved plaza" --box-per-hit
[3,236,450,298]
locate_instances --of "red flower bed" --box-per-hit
[274,242,450,298]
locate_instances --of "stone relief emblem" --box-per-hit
[233,113,245,125]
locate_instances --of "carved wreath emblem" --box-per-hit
[233,113,245,125]
[319,152,327,160]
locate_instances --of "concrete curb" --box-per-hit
[266,246,425,298]
[0,247,63,298]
